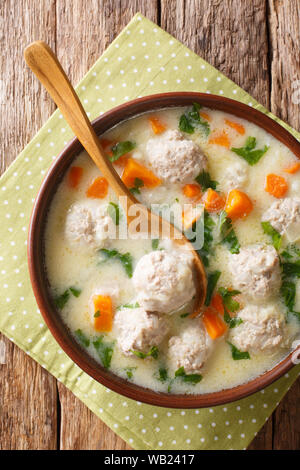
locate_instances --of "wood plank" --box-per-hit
[0,0,58,450]
[248,417,273,450]
[268,0,300,449]
[272,380,300,450]
[58,386,131,450]
[160,0,270,107]
[55,0,158,450]
[268,0,300,132]
[0,335,57,450]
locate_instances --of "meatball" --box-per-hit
[221,161,248,192]
[262,197,300,237]
[168,321,212,373]
[229,304,286,354]
[113,307,169,357]
[229,244,281,300]
[132,250,196,314]
[146,129,207,184]
[65,201,111,249]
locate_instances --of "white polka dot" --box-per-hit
[113,424,118,429]
[186,439,191,444]
[274,388,278,393]
[181,411,185,415]
[141,429,146,433]
[125,416,130,421]
[139,414,143,419]
[169,426,174,431]
[211,422,216,427]
[241,433,245,438]
[153,413,158,418]
[99,408,103,413]
[227,434,232,439]
[155,427,160,432]
[239,419,243,424]
[200,437,205,443]
[214,436,218,441]
[252,418,256,423]
[184,425,188,430]
[197,424,202,428]
[158,442,163,447]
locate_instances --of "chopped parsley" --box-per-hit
[75,329,90,348]
[218,286,243,329]
[156,367,169,383]
[109,140,136,162]
[196,210,215,267]
[93,336,114,369]
[94,310,101,318]
[116,302,140,311]
[151,238,159,250]
[218,210,240,254]
[124,367,136,379]
[261,221,282,251]
[131,346,159,360]
[107,202,121,225]
[174,367,202,384]
[205,270,221,306]
[54,286,81,309]
[179,103,210,136]
[231,136,269,166]
[98,248,133,278]
[227,341,250,360]
[180,312,190,318]
[54,290,70,309]
[195,170,218,191]
[279,245,300,321]
[129,177,144,195]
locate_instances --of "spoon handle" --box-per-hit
[24,41,136,207]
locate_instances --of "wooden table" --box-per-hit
[0,0,299,450]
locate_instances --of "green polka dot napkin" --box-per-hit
[0,13,299,450]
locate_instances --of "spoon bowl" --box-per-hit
[24,41,207,315]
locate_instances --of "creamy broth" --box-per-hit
[45,106,300,394]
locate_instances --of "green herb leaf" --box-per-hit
[54,290,70,309]
[151,238,159,250]
[131,346,159,360]
[99,248,133,278]
[94,310,101,318]
[107,202,121,225]
[218,287,241,312]
[69,286,82,297]
[109,141,136,162]
[116,302,140,311]
[195,170,218,191]
[124,367,136,379]
[282,261,300,278]
[205,271,221,306]
[180,312,190,318]
[218,211,240,254]
[129,177,144,195]
[174,366,202,384]
[93,336,114,369]
[157,367,168,383]
[281,244,300,261]
[281,280,296,312]
[75,329,90,348]
[196,210,215,267]
[227,341,250,360]
[261,221,282,250]
[231,137,269,165]
[179,103,210,136]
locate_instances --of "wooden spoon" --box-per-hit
[24,41,207,315]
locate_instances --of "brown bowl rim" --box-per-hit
[28,92,300,408]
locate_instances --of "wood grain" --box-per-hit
[0,0,58,450]
[0,0,299,449]
[268,1,300,450]
[161,0,270,108]
[0,336,57,450]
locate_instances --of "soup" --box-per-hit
[44,104,300,394]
